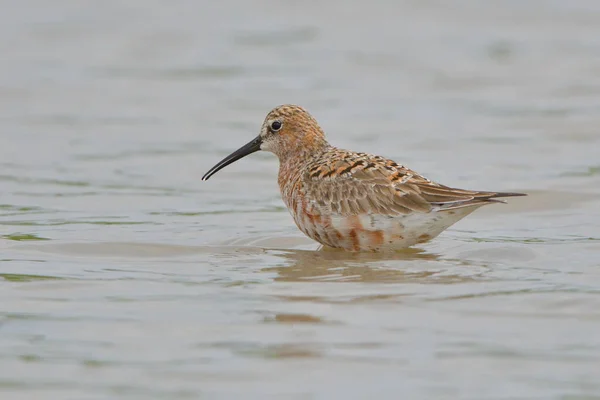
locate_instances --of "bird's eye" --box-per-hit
[270,120,282,132]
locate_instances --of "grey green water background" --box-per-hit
[1,1,600,399]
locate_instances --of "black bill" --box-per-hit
[201,136,262,181]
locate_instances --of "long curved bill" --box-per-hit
[202,136,262,181]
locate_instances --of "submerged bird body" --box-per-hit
[203,105,525,252]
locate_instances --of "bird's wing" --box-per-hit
[302,152,521,216]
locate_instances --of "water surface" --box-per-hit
[1,1,600,398]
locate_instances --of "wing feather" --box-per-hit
[302,151,525,216]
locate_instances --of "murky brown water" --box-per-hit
[2,1,600,398]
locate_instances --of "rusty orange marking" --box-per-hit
[349,215,364,230]
[370,230,384,247]
[313,213,322,225]
[305,213,315,224]
[334,230,343,241]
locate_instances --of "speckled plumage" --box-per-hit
[203,105,526,251]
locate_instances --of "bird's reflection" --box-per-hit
[262,246,478,284]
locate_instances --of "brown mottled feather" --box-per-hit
[300,148,524,217]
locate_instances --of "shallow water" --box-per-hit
[2,1,600,398]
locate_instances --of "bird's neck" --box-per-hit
[277,143,332,192]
